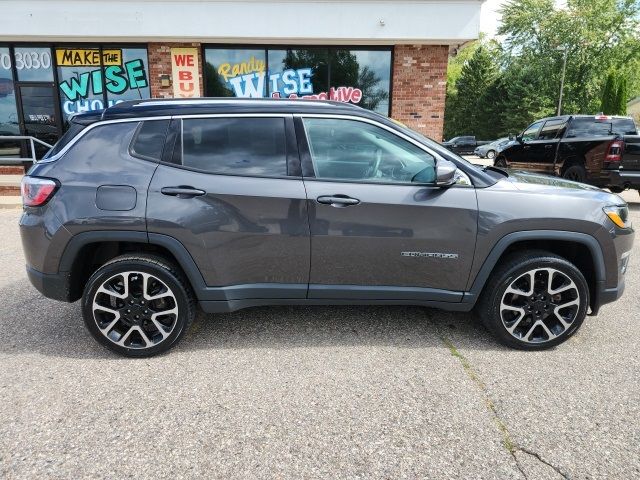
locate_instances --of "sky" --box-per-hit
[481,0,567,37]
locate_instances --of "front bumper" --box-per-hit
[26,265,74,302]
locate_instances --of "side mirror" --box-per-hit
[435,159,457,187]
[508,133,514,140]
[516,135,523,143]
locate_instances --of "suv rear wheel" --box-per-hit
[81,254,195,357]
[477,251,589,350]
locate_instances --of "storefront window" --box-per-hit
[204,48,266,97]
[56,46,151,121]
[204,46,392,115]
[330,49,391,115]
[105,48,150,103]
[0,47,19,136]
[0,46,20,152]
[267,48,329,99]
[14,47,54,82]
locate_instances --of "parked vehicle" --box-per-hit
[474,137,512,159]
[441,135,490,155]
[20,99,634,356]
[496,115,640,193]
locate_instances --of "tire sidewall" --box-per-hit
[484,257,589,350]
[81,259,191,357]
[562,165,587,183]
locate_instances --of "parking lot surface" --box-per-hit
[1,194,638,479]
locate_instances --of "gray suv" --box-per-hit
[19,99,634,356]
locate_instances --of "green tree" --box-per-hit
[499,0,640,115]
[600,73,618,114]
[616,76,628,115]
[444,46,498,139]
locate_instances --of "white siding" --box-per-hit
[1,0,482,45]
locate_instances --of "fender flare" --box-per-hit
[465,230,605,303]
[58,230,208,295]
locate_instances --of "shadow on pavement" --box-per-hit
[0,278,508,360]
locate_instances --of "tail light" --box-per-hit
[21,176,59,207]
[605,140,624,163]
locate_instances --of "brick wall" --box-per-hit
[148,42,204,98]
[391,45,449,140]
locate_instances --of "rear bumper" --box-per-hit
[26,265,74,302]
[597,169,640,189]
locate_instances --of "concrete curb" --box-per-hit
[0,197,22,209]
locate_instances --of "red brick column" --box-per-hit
[391,45,449,141]
[148,42,204,98]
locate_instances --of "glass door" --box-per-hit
[16,83,62,159]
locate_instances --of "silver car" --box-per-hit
[474,137,512,159]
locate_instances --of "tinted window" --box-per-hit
[612,118,637,135]
[566,117,638,138]
[303,118,436,183]
[180,117,287,176]
[130,120,169,161]
[43,121,86,159]
[521,121,543,142]
[538,119,566,140]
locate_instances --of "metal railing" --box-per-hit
[0,136,53,163]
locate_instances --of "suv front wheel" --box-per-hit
[81,254,195,357]
[477,251,589,349]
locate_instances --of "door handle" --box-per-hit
[161,186,206,198]
[545,144,554,149]
[523,145,531,150]
[316,195,360,207]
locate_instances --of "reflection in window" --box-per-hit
[0,47,20,157]
[105,48,150,104]
[303,118,435,183]
[204,49,266,98]
[56,46,150,122]
[14,47,54,82]
[330,50,390,115]
[181,118,287,176]
[268,49,329,99]
[203,47,392,115]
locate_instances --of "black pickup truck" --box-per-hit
[496,115,640,193]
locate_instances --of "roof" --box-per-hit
[70,98,378,124]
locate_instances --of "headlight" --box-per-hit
[603,205,631,229]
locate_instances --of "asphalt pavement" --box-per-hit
[0,196,638,479]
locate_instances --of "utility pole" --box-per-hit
[557,46,568,116]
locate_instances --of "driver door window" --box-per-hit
[302,118,436,184]
[521,121,544,142]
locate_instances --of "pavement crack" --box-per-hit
[518,447,570,479]
[440,336,530,480]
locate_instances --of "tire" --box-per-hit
[608,186,624,194]
[476,250,589,350]
[486,150,496,159]
[494,157,508,168]
[562,164,587,183]
[81,254,196,357]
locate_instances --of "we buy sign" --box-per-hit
[171,48,200,98]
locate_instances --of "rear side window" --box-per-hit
[566,117,638,138]
[178,117,287,176]
[43,121,86,159]
[611,118,637,135]
[130,120,170,161]
[538,119,567,140]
